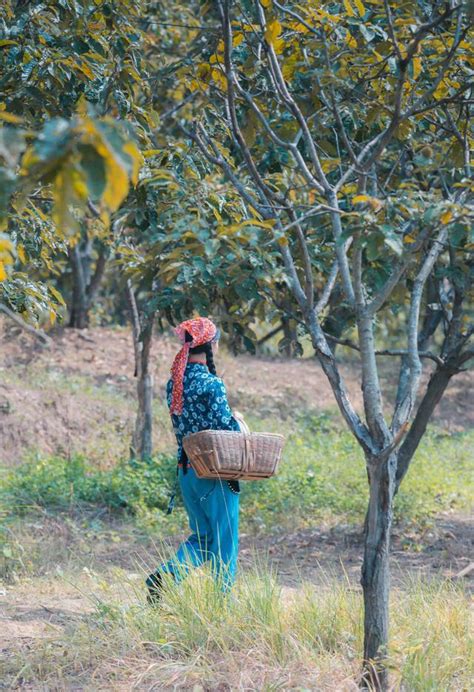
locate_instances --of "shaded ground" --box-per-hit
[1,319,472,465]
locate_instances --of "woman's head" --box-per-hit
[185,328,219,374]
[170,317,220,414]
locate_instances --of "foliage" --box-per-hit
[0,0,151,322]
[119,147,284,347]
[1,454,175,516]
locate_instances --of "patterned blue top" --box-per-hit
[166,362,240,463]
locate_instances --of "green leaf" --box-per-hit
[78,144,106,201]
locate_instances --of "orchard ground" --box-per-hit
[1,319,473,689]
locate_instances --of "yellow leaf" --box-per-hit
[0,261,7,281]
[49,285,66,306]
[73,170,88,200]
[260,0,272,6]
[233,32,244,47]
[343,0,355,17]
[17,244,26,263]
[49,309,57,325]
[265,19,284,53]
[433,81,449,100]
[346,32,357,49]
[0,111,23,124]
[413,57,422,80]
[0,236,14,254]
[440,209,452,225]
[143,149,161,158]
[52,168,80,237]
[74,60,95,80]
[403,234,416,244]
[352,194,369,204]
[80,119,130,212]
[76,94,88,117]
[353,0,365,16]
[123,141,142,185]
[322,158,340,173]
[211,67,227,90]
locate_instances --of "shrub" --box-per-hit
[1,454,176,516]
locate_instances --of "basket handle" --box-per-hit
[234,410,250,435]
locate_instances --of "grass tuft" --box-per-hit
[3,566,471,690]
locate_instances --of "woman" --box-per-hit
[146,317,241,602]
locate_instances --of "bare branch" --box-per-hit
[286,207,314,310]
[181,122,269,217]
[392,227,449,431]
[324,332,444,366]
[256,3,331,193]
[328,192,356,305]
[368,224,431,316]
[219,1,283,205]
[307,309,376,456]
[0,303,51,345]
[234,83,326,194]
[383,0,403,63]
[315,260,339,315]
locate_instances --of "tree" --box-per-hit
[117,144,281,458]
[166,0,473,686]
[0,0,153,327]
[0,114,140,327]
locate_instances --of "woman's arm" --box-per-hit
[206,378,241,432]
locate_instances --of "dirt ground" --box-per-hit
[1,318,472,466]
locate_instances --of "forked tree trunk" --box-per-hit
[68,242,108,328]
[361,453,397,690]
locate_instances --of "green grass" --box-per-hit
[242,414,474,530]
[2,416,473,534]
[3,565,472,690]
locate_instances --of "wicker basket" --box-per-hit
[182,414,284,481]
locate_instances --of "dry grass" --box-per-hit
[2,559,472,691]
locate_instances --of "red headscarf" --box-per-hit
[170,317,218,415]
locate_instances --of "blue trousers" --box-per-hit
[161,467,240,589]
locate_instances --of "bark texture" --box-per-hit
[127,280,155,461]
[68,242,108,329]
[360,454,396,690]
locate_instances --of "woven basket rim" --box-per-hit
[184,430,285,440]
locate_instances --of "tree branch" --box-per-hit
[392,227,449,431]
[0,303,51,345]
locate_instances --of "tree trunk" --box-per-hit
[281,315,297,357]
[360,453,396,691]
[132,320,154,460]
[68,242,108,329]
[126,280,155,460]
[68,245,89,328]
